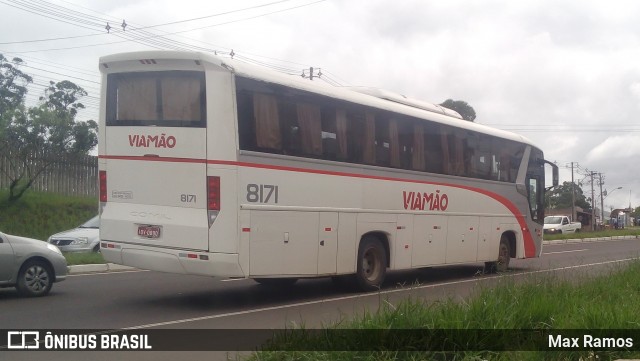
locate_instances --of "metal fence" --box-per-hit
[0,150,98,197]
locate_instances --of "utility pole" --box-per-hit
[599,173,604,230]
[571,162,576,222]
[590,171,597,231]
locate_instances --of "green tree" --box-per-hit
[0,54,33,134]
[631,206,640,221]
[440,99,476,122]
[0,54,97,202]
[545,181,591,211]
[40,80,87,118]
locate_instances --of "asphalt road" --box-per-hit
[2,237,640,360]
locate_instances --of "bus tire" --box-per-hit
[485,236,511,273]
[253,278,298,287]
[354,236,387,291]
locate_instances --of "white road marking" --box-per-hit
[121,256,640,330]
[68,270,148,277]
[543,249,588,255]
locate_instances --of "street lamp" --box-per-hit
[601,186,623,227]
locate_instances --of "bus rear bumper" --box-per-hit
[101,242,245,278]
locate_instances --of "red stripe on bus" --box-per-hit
[99,155,207,163]
[99,155,537,257]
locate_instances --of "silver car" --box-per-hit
[48,216,100,253]
[0,231,68,297]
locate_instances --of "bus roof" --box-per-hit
[99,51,538,148]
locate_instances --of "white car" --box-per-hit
[0,231,68,297]
[48,216,100,253]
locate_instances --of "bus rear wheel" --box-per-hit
[354,236,387,291]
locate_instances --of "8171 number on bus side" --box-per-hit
[246,184,278,204]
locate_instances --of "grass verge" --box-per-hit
[0,190,97,241]
[64,252,106,265]
[249,262,640,361]
[0,190,102,265]
[544,227,640,241]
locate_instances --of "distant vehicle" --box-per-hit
[543,216,581,234]
[0,231,68,297]
[48,216,100,253]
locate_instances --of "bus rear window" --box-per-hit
[106,71,206,127]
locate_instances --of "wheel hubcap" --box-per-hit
[498,244,509,266]
[363,249,378,280]
[25,266,49,292]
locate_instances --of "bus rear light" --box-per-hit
[99,171,108,202]
[207,176,220,228]
[207,176,220,211]
[101,242,121,249]
[179,253,207,260]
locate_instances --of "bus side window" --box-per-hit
[348,111,368,164]
[424,122,443,173]
[450,130,466,177]
[253,93,282,152]
[375,117,391,167]
[280,100,301,156]
[321,108,338,161]
[497,142,525,182]
[237,91,256,151]
[411,123,425,171]
[321,108,350,162]
[440,127,452,175]
[397,119,413,170]
[335,109,349,161]
[297,103,323,157]
[389,119,401,168]
[469,135,492,180]
[362,111,376,165]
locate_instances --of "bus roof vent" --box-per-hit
[346,86,463,119]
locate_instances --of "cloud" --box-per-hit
[587,135,640,162]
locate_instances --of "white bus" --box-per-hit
[98,51,558,291]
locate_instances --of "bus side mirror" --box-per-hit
[544,160,559,191]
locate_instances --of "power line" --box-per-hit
[0,0,299,44]
[0,51,99,76]
[2,0,336,94]
[2,0,327,55]
[129,0,301,31]
[0,0,104,33]
[20,64,100,84]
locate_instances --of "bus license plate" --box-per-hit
[137,225,162,239]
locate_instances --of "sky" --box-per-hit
[1,0,639,215]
